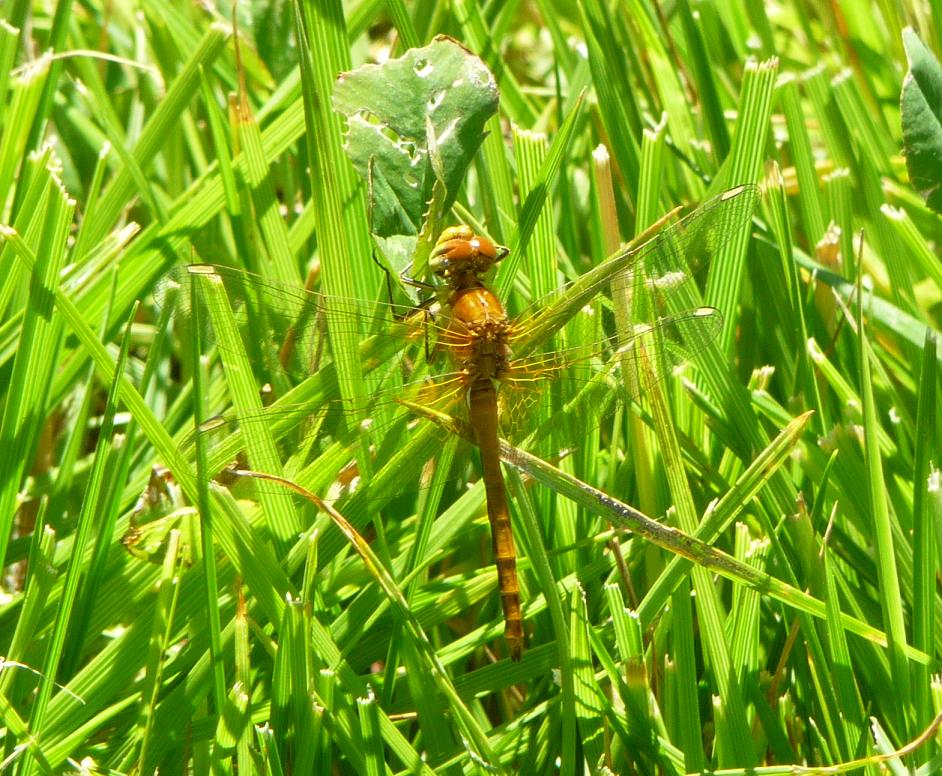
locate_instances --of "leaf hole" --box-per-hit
[413,58,433,77]
[427,90,446,111]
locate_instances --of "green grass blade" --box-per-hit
[0,171,71,568]
[912,331,938,727]
[857,276,912,735]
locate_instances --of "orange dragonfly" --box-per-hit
[159,184,757,661]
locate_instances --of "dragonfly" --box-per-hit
[158,184,758,661]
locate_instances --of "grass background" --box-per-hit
[1,0,941,774]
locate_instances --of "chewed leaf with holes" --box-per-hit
[333,35,499,244]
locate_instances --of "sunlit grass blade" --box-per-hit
[913,330,939,723]
[635,407,812,627]
[190,266,301,542]
[0,171,71,569]
[569,584,606,770]
[135,530,185,771]
[294,0,375,432]
[857,272,912,735]
[0,57,47,213]
[234,85,298,287]
[190,264,228,723]
[821,544,867,760]
[87,27,229,246]
[496,91,585,300]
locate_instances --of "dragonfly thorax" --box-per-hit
[444,285,512,381]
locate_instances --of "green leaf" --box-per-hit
[332,35,499,241]
[901,27,942,213]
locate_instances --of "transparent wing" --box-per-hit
[496,306,723,449]
[512,183,757,356]
[155,185,755,512]
[154,263,452,388]
[167,305,722,514]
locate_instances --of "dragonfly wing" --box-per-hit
[154,265,498,519]
[510,184,757,357]
[187,366,473,512]
[154,264,446,388]
[497,306,724,452]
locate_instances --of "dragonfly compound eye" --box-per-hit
[430,227,509,282]
[470,235,509,263]
[430,238,472,279]
[432,237,475,263]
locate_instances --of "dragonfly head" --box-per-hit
[430,225,509,287]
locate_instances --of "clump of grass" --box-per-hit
[1,2,939,774]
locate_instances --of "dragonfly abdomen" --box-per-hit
[444,286,512,380]
[468,377,524,661]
